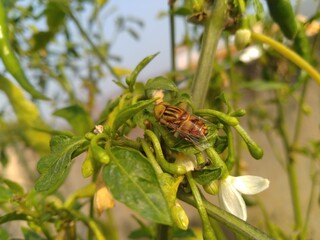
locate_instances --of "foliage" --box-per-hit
[1,0,320,239]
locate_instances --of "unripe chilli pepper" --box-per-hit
[0,1,48,99]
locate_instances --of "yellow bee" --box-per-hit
[154,102,209,145]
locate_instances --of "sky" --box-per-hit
[89,0,188,111]
[105,0,185,79]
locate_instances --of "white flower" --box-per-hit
[218,175,270,221]
[174,153,196,172]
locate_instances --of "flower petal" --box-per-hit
[231,175,270,195]
[219,179,247,221]
[174,154,196,172]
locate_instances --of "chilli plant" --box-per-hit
[1,0,320,240]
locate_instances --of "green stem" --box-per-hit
[168,1,176,81]
[225,35,241,174]
[186,172,216,240]
[88,171,99,240]
[224,126,236,171]
[251,32,320,85]
[205,147,228,179]
[141,139,163,175]
[301,172,318,239]
[191,0,228,108]
[156,224,171,240]
[275,93,303,233]
[88,197,94,240]
[292,75,309,147]
[178,191,273,240]
[144,130,187,175]
[68,209,106,240]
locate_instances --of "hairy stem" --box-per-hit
[191,0,228,108]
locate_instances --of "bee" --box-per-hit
[154,102,209,145]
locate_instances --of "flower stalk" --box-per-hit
[251,31,320,85]
[186,172,217,240]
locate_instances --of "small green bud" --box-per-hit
[235,29,252,50]
[203,180,219,195]
[234,125,264,160]
[85,132,95,140]
[92,146,110,164]
[247,142,264,160]
[231,109,246,117]
[82,148,94,178]
[171,202,189,230]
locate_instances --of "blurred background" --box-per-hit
[1,0,320,239]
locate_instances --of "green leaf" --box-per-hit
[126,52,159,91]
[103,146,172,225]
[0,75,51,153]
[172,227,196,238]
[22,227,46,240]
[112,98,156,132]
[30,31,54,51]
[99,98,120,123]
[253,0,264,21]
[192,167,222,185]
[45,1,68,33]
[1,178,24,194]
[145,76,178,92]
[0,228,9,240]
[0,146,8,167]
[35,135,89,192]
[0,185,13,203]
[54,105,93,135]
[128,215,154,239]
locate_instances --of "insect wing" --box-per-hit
[174,114,215,150]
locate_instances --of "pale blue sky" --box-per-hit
[106,0,184,79]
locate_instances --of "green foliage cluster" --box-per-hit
[0,0,320,239]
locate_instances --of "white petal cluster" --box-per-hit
[218,175,270,221]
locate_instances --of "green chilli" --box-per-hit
[90,134,110,164]
[0,2,48,99]
[266,0,298,39]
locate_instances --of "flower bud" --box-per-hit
[247,142,264,160]
[171,202,189,230]
[235,29,251,50]
[175,153,196,172]
[94,176,115,216]
[203,180,219,195]
[82,148,94,178]
[231,109,246,117]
